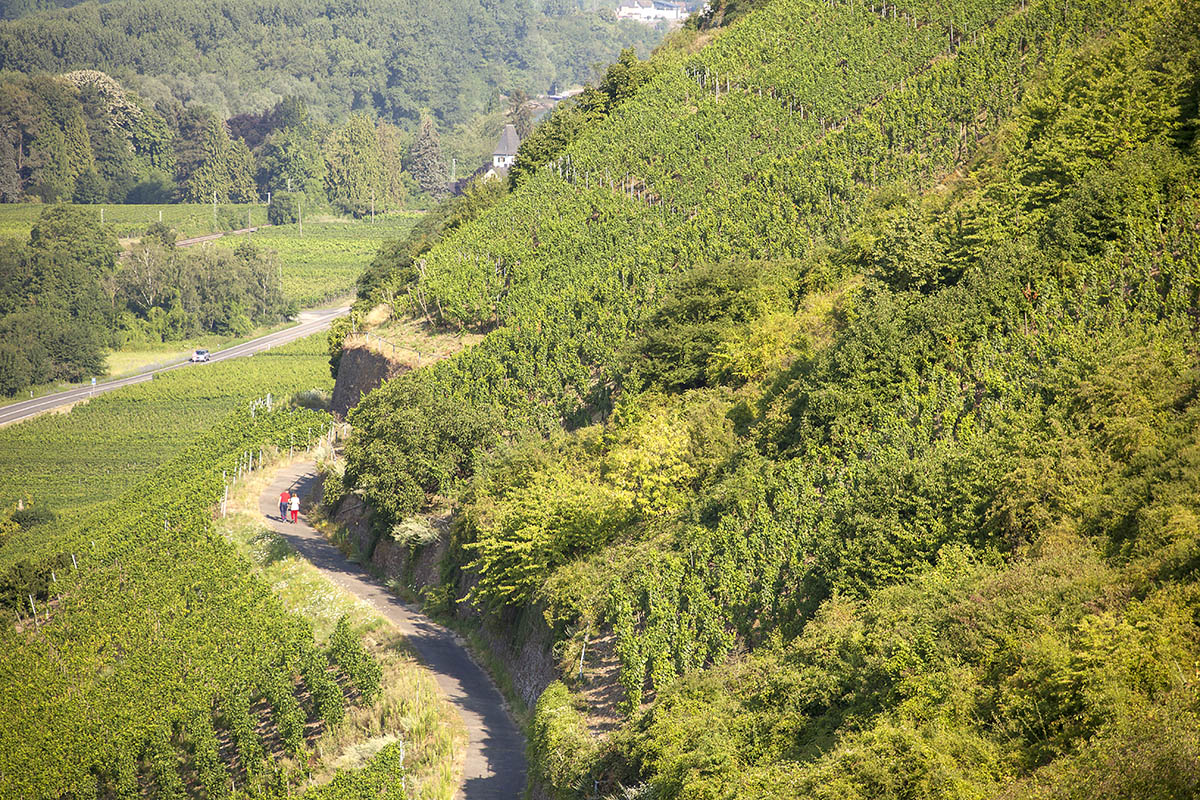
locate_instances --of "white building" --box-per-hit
[492,124,521,171]
[616,0,687,23]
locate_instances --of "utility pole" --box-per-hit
[298,197,303,237]
[213,191,217,231]
[371,190,375,223]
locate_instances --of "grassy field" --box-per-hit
[0,203,420,307]
[0,202,270,240]
[229,213,422,307]
[0,333,333,513]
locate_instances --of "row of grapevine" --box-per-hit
[0,333,333,513]
[368,0,1125,407]
[0,402,381,798]
[329,616,384,704]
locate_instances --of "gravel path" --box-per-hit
[260,462,527,799]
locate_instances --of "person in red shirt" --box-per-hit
[279,489,290,522]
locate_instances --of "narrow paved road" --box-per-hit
[0,305,347,428]
[260,463,527,800]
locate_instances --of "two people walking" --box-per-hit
[278,488,300,523]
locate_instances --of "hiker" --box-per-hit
[289,492,300,523]
[279,489,290,522]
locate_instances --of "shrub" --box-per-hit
[528,682,597,800]
[268,192,302,225]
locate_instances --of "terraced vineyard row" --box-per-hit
[0,335,332,513]
[404,0,1123,339]
[0,403,385,798]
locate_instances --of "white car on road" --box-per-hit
[190,349,211,363]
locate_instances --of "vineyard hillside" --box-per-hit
[0,405,381,798]
[334,0,1200,794]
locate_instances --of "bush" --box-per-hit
[290,388,331,411]
[125,170,176,204]
[11,506,54,528]
[268,192,302,225]
[528,682,597,800]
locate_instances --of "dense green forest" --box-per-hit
[0,205,292,393]
[0,0,663,207]
[0,68,492,209]
[331,0,1200,793]
[0,0,660,124]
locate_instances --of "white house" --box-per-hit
[616,0,687,23]
[492,124,521,171]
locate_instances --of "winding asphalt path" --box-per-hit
[260,463,527,799]
[0,304,348,428]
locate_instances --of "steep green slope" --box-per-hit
[0,407,356,798]
[348,0,1132,515]
[334,0,1200,793]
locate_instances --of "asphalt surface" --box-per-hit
[261,463,528,800]
[0,304,348,428]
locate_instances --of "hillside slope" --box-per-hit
[335,0,1200,794]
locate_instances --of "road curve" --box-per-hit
[0,305,347,428]
[261,463,527,800]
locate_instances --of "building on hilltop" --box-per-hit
[492,124,521,172]
[616,0,687,24]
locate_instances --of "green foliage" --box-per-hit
[622,260,801,391]
[328,616,383,704]
[408,113,447,201]
[324,113,386,215]
[0,205,115,389]
[337,0,1200,796]
[0,403,336,797]
[261,662,307,758]
[184,710,230,800]
[300,642,346,727]
[223,687,266,777]
[268,191,302,225]
[345,376,506,524]
[145,726,186,800]
[528,682,599,799]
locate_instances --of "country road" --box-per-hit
[176,224,269,247]
[262,463,528,799]
[0,304,347,428]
